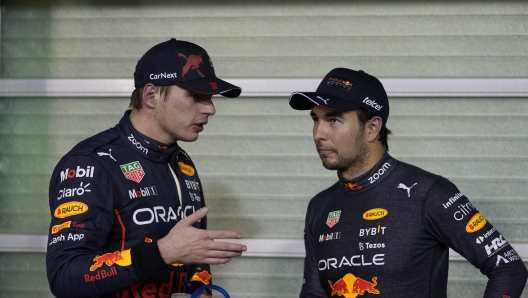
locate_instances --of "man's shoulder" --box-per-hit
[394,159,447,184]
[67,128,121,158]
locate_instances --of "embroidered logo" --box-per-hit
[326,211,341,228]
[120,161,145,183]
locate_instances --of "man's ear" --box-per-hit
[366,116,383,143]
[142,84,157,109]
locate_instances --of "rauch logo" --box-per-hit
[54,201,88,218]
[178,162,195,176]
[362,208,388,221]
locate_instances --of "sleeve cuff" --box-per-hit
[131,240,168,281]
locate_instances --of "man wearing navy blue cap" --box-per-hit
[46,39,247,298]
[290,68,527,297]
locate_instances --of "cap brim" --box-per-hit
[176,78,241,98]
[289,92,362,111]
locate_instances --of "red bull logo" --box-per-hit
[90,251,124,271]
[178,53,205,78]
[190,270,212,284]
[328,273,380,297]
[344,183,362,192]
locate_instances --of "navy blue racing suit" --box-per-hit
[301,153,527,298]
[46,110,211,298]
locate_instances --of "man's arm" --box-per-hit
[424,180,528,298]
[300,222,328,297]
[46,155,145,298]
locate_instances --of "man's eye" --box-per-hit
[330,118,339,123]
[312,118,318,123]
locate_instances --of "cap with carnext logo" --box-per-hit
[289,68,389,124]
[134,38,241,98]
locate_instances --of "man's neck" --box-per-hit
[339,145,386,181]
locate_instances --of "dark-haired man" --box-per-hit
[289,68,527,297]
[46,39,247,298]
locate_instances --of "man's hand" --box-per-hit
[157,207,247,265]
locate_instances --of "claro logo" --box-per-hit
[363,208,388,220]
[178,162,195,176]
[54,201,88,218]
[466,213,487,233]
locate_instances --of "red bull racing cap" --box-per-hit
[134,38,242,98]
[289,68,389,124]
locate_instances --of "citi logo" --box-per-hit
[128,134,148,155]
[60,166,95,183]
[363,97,383,111]
[128,186,158,199]
[149,72,177,80]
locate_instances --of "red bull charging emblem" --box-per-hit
[328,273,379,297]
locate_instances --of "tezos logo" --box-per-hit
[57,182,91,200]
[54,201,88,218]
[128,134,148,155]
[60,166,94,183]
[363,208,388,220]
[363,97,383,111]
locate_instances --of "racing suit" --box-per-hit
[301,153,527,298]
[46,110,211,298]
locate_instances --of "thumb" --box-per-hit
[177,207,208,226]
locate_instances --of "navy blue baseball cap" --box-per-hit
[134,38,241,98]
[289,68,389,124]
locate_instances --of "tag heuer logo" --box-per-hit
[326,210,341,228]
[120,161,145,183]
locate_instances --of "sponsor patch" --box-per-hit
[466,213,487,233]
[328,273,379,296]
[362,208,388,220]
[90,249,131,271]
[120,161,145,183]
[327,211,341,228]
[326,76,353,92]
[178,162,195,176]
[319,232,341,242]
[54,201,88,218]
[190,270,212,284]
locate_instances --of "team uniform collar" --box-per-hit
[118,110,180,162]
[338,152,397,192]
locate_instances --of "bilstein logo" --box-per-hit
[178,162,195,176]
[120,161,145,183]
[466,213,487,233]
[362,208,387,220]
[54,201,88,218]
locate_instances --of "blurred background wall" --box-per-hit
[0,0,527,297]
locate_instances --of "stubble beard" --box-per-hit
[320,132,370,177]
